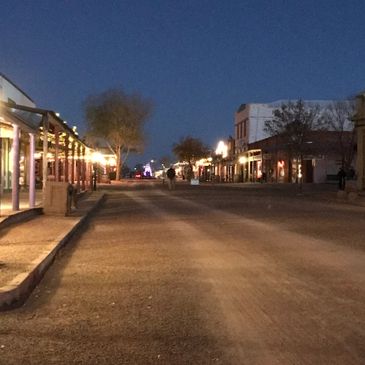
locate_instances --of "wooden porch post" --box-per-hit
[29,132,36,208]
[11,124,20,211]
[54,127,60,182]
[42,114,49,191]
[64,134,69,183]
[76,143,81,192]
[81,146,86,191]
[71,140,75,184]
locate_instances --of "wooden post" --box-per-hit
[81,146,86,191]
[76,143,81,192]
[42,114,49,191]
[11,124,20,211]
[71,140,75,184]
[64,134,69,183]
[54,126,60,182]
[29,132,36,208]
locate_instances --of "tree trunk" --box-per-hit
[187,162,194,181]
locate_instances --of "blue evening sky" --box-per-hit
[1,0,365,166]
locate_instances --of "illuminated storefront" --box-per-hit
[0,102,93,213]
[236,149,262,182]
[236,131,354,185]
[212,138,235,182]
[0,124,12,191]
[0,74,95,213]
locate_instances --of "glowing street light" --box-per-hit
[215,140,228,158]
[91,151,106,165]
[90,151,106,191]
[239,156,247,164]
[108,157,117,167]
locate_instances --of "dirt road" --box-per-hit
[1,184,364,364]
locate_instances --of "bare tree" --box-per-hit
[264,99,324,187]
[323,100,356,170]
[159,155,173,169]
[172,136,210,180]
[84,88,152,180]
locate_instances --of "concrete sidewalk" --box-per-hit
[0,190,43,213]
[0,191,105,310]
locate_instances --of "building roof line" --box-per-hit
[0,73,35,104]
[2,107,39,133]
[0,101,86,147]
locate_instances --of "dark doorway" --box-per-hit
[304,160,313,183]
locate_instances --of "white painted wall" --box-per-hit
[313,158,340,183]
[248,104,272,143]
[313,159,328,183]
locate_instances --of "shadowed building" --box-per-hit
[234,100,355,184]
[353,92,365,190]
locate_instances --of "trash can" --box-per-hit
[43,182,74,215]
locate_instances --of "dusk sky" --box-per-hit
[1,0,365,167]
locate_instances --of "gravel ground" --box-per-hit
[0,183,364,364]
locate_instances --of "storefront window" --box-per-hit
[277,160,285,182]
[0,137,11,190]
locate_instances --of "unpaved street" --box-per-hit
[1,183,365,364]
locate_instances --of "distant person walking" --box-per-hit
[166,165,176,190]
[337,167,347,190]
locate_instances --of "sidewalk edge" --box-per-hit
[0,208,43,231]
[0,193,106,311]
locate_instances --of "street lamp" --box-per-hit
[91,151,105,191]
[239,156,247,164]
[215,140,228,158]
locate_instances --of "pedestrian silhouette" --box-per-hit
[337,167,346,190]
[166,166,176,190]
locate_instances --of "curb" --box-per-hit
[0,208,43,231]
[0,193,106,311]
